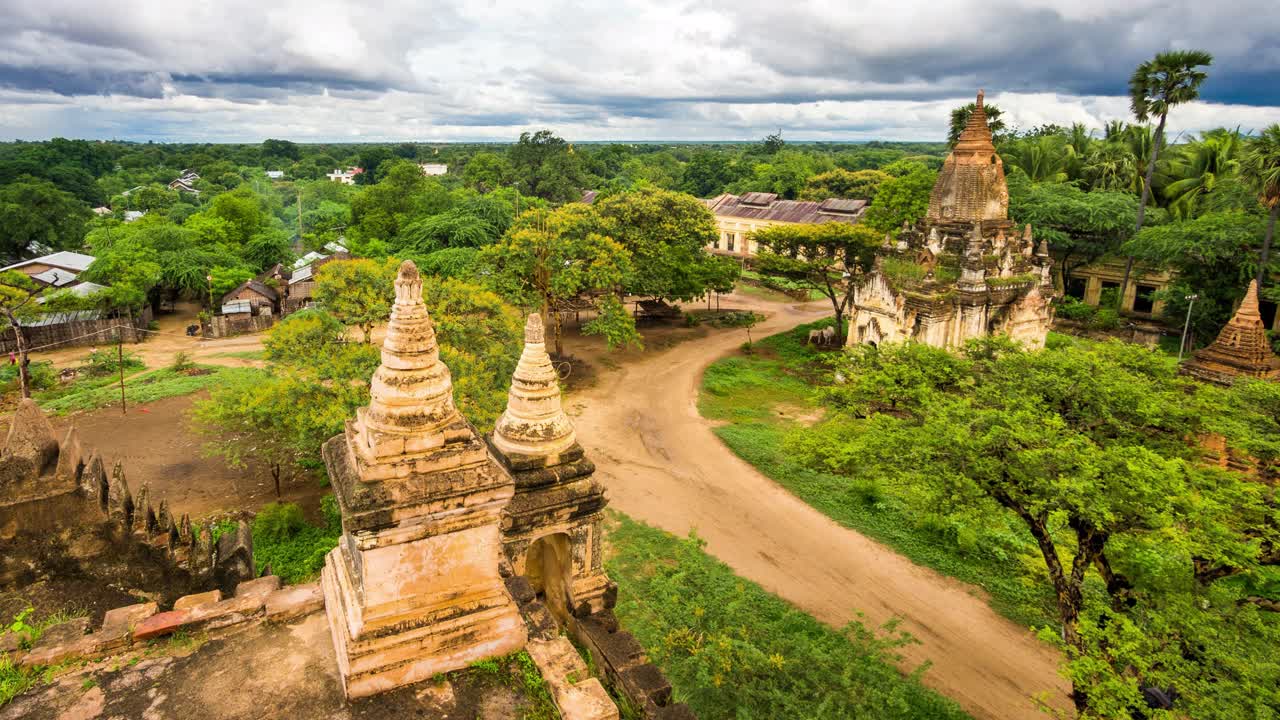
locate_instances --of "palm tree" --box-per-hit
[1004,135,1071,183]
[1085,141,1137,192]
[1241,124,1280,284]
[948,103,1006,145]
[1162,128,1242,219]
[1119,49,1214,299]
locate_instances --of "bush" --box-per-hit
[83,348,144,377]
[0,361,57,392]
[253,502,307,543]
[251,498,342,584]
[1054,296,1097,322]
[1088,308,1121,331]
[170,352,194,373]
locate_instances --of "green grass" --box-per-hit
[1,608,85,707]
[466,651,558,720]
[37,366,249,415]
[210,350,265,361]
[606,513,971,720]
[699,319,1057,630]
[250,498,342,584]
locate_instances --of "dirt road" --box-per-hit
[568,292,1072,720]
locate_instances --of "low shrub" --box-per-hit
[83,348,144,377]
[1054,296,1097,322]
[1088,308,1121,331]
[0,361,57,392]
[251,496,342,584]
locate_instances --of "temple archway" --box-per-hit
[525,533,573,626]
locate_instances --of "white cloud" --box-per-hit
[0,0,1276,140]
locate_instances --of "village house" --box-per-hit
[418,162,448,176]
[167,170,200,195]
[265,170,285,180]
[218,279,280,316]
[1,251,96,287]
[325,167,363,184]
[701,192,868,257]
[847,90,1055,350]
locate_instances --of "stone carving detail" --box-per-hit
[1180,280,1280,385]
[321,260,525,699]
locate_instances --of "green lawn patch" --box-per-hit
[699,319,1057,629]
[210,350,265,361]
[606,512,971,720]
[37,366,251,415]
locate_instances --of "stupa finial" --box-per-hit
[491,313,576,460]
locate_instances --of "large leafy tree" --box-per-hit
[313,258,399,343]
[793,339,1279,718]
[1007,174,1139,286]
[751,222,880,341]
[508,130,587,203]
[680,150,739,198]
[1120,49,1214,297]
[0,271,49,398]
[800,169,889,201]
[1123,211,1270,341]
[593,189,725,302]
[478,205,637,355]
[1241,124,1280,284]
[862,167,937,234]
[348,161,450,243]
[0,176,91,262]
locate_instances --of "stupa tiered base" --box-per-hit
[320,261,525,698]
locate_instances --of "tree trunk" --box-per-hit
[554,312,564,357]
[272,462,282,498]
[1259,204,1278,286]
[13,320,30,399]
[1121,112,1167,301]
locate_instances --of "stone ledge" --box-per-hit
[526,637,619,720]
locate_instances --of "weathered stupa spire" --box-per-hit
[1181,279,1280,385]
[492,313,576,460]
[927,89,1009,223]
[355,261,460,459]
[322,259,525,698]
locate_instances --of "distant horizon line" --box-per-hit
[1,137,949,146]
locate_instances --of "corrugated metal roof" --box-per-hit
[2,251,96,273]
[705,193,867,225]
[20,309,106,327]
[221,300,253,315]
[32,268,79,287]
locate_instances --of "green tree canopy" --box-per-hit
[863,167,937,234]
[751,222,881,340]
[478,205,637,355]
[313,257,399,342]
[792,338,1280,717]
[593,189,723,301]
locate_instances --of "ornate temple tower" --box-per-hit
[489,314,614,625]
[927,90,1010,225]
[1180,280,1280,385]
[846,90,1054,351]
[321,261,525,698]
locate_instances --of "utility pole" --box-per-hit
[117,328,127,415]
[1177,293,1199,362]
[296,188,303,236]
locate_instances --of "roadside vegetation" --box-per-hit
[606,512,970,720]
[36,362,234,415]
[702,320,1280,717]
[699,320,1056,628]
[0,607,86,707]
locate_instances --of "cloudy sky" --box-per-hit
[1,0,1278,143]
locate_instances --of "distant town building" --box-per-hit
[326,167,363,185]
[92,206,112,216]
[847,90,1055,350]
[418,163,448,176]
[701,192,868,257]
[265,170,285,180]
[123,210,146,223]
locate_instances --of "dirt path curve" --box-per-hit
[568,292,1072,720]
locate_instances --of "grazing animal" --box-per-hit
[808,326,838,347]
